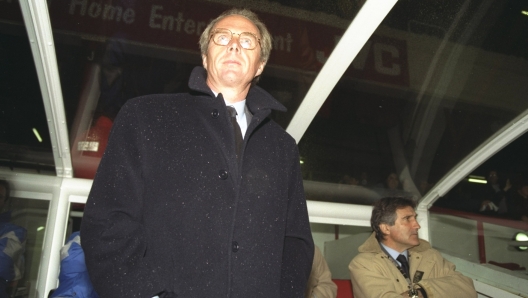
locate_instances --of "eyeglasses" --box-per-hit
[210,28,261,50]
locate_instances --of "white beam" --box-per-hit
[18,0,72,178]
[286,0,398,142]
[307,200,372,227]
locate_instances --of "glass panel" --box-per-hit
[0,1,54,174]
[46,0,362,179]
[299,0,528,205]
[435,132,528,217]
[1,180,49,298]
[432,132,528,271]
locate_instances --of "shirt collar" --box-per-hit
[380,242,408,264]
[212,91,246,121]
[225,100,246,122]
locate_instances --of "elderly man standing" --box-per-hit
[81,8,314,298]
[349,197,476,298]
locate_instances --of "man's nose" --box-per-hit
[413,219,421,229]
[227,37,241,51]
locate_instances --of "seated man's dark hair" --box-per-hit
[371,197,416,242]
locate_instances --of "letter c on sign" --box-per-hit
[373,43,401,76]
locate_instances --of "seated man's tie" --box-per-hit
[397,254,410,279]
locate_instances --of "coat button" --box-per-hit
[219,170,228,180]
[211,109,219,118]
[232,241,239,252]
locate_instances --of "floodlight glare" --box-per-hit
[468,178,487,184]
[514,232,528,251]
[32,128,43,143]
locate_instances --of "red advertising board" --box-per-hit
[0,0,409,87]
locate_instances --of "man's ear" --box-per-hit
[202,54,208,70]
[380,223,391,236]
[255,61,266,77]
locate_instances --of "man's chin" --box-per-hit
[220,70,244,80]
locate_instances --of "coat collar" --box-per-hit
[188,66,287,115]
[359,232,431,254]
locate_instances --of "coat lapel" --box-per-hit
[187,66,288,185]
[409,251,433,282]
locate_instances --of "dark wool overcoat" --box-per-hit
[81,67,314,298]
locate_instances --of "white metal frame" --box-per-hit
[17,0,73,296]
[18,0,71,178]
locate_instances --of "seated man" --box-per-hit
[349,197,476,298]
[305,245,337,298]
